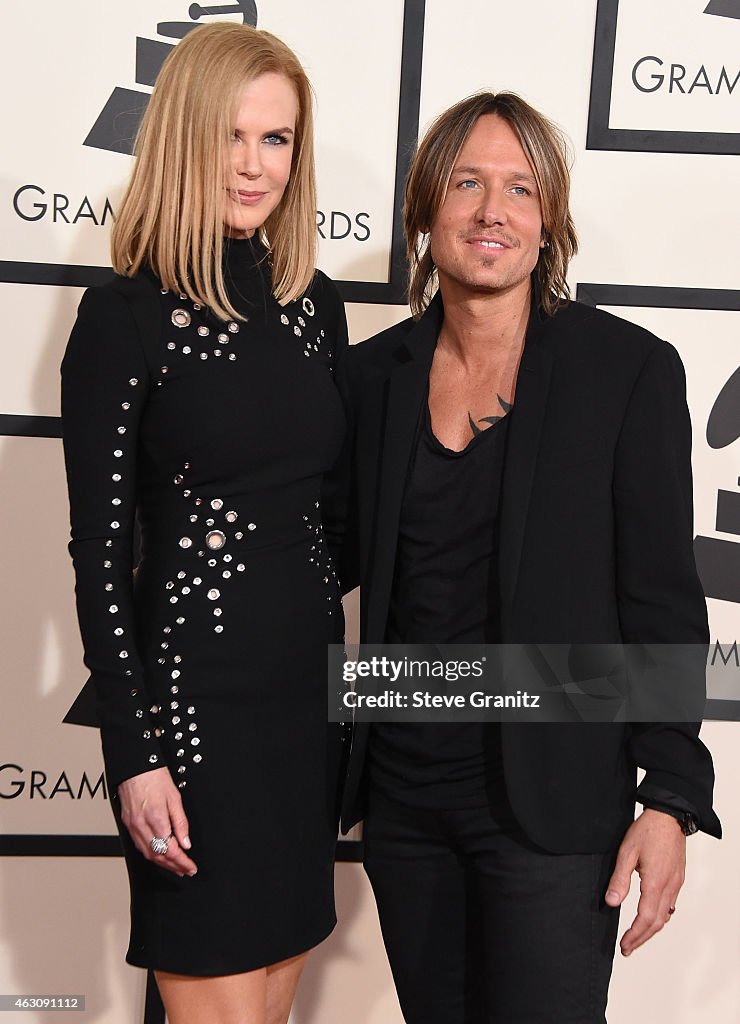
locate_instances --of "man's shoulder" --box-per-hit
[546,299,672,365]
[349,311,419,370]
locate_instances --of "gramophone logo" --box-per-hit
[694,367,740,605]
[85,2,258,155]
[588,0,740,155]
[703,0,740,18]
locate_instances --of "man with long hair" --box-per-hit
[339,92,720,1022]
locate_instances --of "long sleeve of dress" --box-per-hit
[318,275,355,589]
[62,285,166,792]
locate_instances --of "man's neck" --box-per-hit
[437,277,532,369]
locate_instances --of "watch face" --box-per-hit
[683,814,699,836]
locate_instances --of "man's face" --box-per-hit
[430,114,545,302]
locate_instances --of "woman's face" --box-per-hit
[223,72,298,239]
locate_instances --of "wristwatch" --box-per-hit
[675,811,699,836]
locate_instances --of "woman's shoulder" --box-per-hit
[308,268,340,300]
[302,268,345,322]
[80,266,162,312]
[65,268,165,369]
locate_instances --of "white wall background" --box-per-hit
[0,1,738,1021]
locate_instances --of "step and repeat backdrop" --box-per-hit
[0,1,738,1022]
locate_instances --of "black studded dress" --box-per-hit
[61,237,347,975]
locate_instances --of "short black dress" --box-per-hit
[61,237,347,975]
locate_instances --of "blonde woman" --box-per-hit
[62,23,347,1023]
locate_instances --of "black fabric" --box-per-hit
[369,400,510,807]
[638,783,700,825]
[339,286,720,848]
[62,238,348,974]
[363,786,620,1024]
[387,400,509,646]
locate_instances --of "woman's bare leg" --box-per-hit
[265,952,308,1024]
[155,950,309,1024]
[155,968,267,1024]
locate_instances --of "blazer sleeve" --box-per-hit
[613,340,720,837]
[61,285,167,792]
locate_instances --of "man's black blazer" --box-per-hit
[336,288,721,852]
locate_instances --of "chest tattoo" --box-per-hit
[467,394,513,436]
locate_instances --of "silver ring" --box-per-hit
[150,832,173,856]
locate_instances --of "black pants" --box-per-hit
[363,788,620,1024]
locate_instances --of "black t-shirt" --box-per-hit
[369,396,511,808]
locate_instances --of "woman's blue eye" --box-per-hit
[230,133,290,145]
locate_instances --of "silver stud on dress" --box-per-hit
[206,530,226,551]
[172,309,191,328]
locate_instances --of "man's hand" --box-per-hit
[605,808,686,956]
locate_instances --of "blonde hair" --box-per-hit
[111,22,316,317]
[404,91,578,318]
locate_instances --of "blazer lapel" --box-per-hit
[365,299,441,641]
[499,298,554,632]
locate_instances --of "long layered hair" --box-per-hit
[404,91,578,318]
[111,22,316,318]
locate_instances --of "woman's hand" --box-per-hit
[118,768,198,877]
